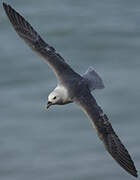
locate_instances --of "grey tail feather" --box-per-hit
[82,66,105,91]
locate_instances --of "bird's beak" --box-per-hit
[45,101,52,109]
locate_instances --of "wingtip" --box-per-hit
[3,2,10,12]
[129,160,138,178]
[3,2,8,8]
[133,173,138,178]
[129,168,138,178]
[129,161,138,178]
[133,171,138,178]
[3,2,13,12]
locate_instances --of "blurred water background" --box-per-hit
[0,0,140,180]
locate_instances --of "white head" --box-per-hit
[46,86,69,109]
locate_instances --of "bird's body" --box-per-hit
[3,3,138,177]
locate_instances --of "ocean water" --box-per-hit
[0,0,140,180]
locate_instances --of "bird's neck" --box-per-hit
[55,85,70,103]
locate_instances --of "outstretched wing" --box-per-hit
[74,92,138,177]
[3,3,77,82]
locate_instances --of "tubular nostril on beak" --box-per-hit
[45,101,52,109]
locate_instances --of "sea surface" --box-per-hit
[0,0,140,180]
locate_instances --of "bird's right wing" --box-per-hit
[74,92,138,177]
[3,3,77,82]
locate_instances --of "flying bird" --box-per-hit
[3,3,138,177]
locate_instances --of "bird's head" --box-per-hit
[46,91,61,109]
[46,87,67,109]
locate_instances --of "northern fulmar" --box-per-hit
[3,3,138,177]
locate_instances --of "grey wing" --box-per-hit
[74,92,138,177]
[3,3,77,82]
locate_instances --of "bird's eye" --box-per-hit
[53,96,56,100]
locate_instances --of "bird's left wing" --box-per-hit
[3,3,77,82]
[74,92,138,177]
